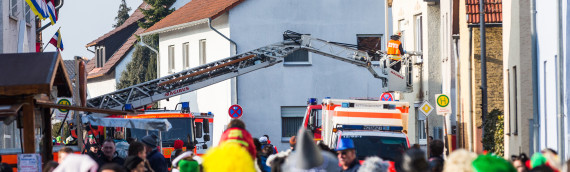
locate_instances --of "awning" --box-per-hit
[81,115,172,131]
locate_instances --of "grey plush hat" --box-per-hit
[281,128,340,172]
[141,134,158,147]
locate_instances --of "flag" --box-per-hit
[47,0,57,25]
[25,0,49,20]
[49,29,63,51]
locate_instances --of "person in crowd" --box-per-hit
[429,140,445,172]
[126,137,136,145]
[202,142,256,171]
[386,32,405,71]
[281,128,340,171]
[402,148,428,172]
[218,119,256,159]
[172,151,202,172]
[253,138,265,172]
[174,156,200,172]
[266,135,296,169]
[530,149,560,171]
[124,156,148,172]
[171,139,184,161]
[336,138,361,172]
[141,135,167,172]
[58,146,73,163]
[260,135,278,154]
[512,153,530,172]
[472,154,516,172]
[317,141,336,156]
[357,156,390,172]
[98,139,125,166]
[0,155,13,172]
[99,163,127,172]
[443,149,478,172]
[53,154,99,172]
[127,141,146,159]
[259,145,273,172]
[87,143,102,161]
[42,161,59,172]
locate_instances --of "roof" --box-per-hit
[0,52,72,97]
[63,60,81,99]
[87,28,145,79]
[466,0,502,24]
[142,0,244,35]
[86,2,149,47]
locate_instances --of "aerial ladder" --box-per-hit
[86,31,421,111]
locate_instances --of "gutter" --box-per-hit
[139,35,160,78]
[530,0,540,155]
[140,18,209,37]
[208,17,238,105]
[556,0,565,160]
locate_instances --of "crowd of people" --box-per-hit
[23,118,570,172]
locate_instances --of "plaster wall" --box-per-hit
[87,74,117,98]
[229,0,387,150]
[157,14,231,145]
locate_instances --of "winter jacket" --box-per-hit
[97,154,125,167]
[147,149,168,172]
[341,159,361,172]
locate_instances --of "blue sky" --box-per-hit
[41,0,143,60]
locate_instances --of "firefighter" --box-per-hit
[387,32,405,72]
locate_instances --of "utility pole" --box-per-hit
[479,0,487,139]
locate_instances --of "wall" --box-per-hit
[115,47,135,83]
[230,0,386,150]
[87,74,117,98]
[0,0,36,53]
[458,0,472,151]
[503,0,533,157]
[157,14,231,145]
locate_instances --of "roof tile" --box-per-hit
[466,0,502,24]
[143,0,244,34]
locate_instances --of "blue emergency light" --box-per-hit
[308,98,318,105]
[208,111,213,115]
[124,104,133,111]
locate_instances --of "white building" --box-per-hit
[141,0,390,150]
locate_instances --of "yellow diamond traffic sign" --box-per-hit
[419,101,434,116]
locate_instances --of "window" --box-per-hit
[433,127,443,140]
[357,34,382,61]
[0,122,21,149]
[512,66,518,135]
[25,2,32,23]
[199,39,206,65]
[414,15,423,52]
[182,42,190,69]
[281,106,305,138]
[96,46,106,68]
[398,19,406,46]
[168,45,175,73]
[506,69,511,134]
[10,0,19,18]
[284,50,310,65]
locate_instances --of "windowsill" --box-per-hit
[9,15,18,21]
[283,62,312,66]
[281,137,292,143]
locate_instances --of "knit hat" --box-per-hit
[289,136,296,148]
[124,156,144,171]
[472,154,516,172]
[141,134,158,148]
[178,159,200,172]
[174,139,184,149]
[259,136,268,144]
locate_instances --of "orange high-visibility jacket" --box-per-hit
[387,40,403,55]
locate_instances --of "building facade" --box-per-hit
[144,0,390,150]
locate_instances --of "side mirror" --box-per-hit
[203,121,210,133]
[203,134,210,142]
[202,144,208,149]
[195,122,203,138]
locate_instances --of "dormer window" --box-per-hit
[96,46,106,68]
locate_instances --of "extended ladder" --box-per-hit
[86,31,398,111]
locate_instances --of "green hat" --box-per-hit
[178,159,200,172]
[530,153,548,168]
[472,154,516,172]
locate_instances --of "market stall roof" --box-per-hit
[82,115,172,131]
[0,52,72,97]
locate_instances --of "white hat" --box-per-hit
[259,136,268,143]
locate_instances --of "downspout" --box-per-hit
[208,18,238,104]
[556,0,565,160]
[479,0,488,143]
[140,35,160,79]
[468,27,474,151]
[530,0,540,155]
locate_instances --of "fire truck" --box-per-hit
[304,98,410,165]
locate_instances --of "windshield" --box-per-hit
[129,118,193,147]
[312,109,322,128]
[342,135,407,162]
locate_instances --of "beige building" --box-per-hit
[390,0,444,146]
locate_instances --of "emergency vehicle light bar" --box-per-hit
[337,125,403,131]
